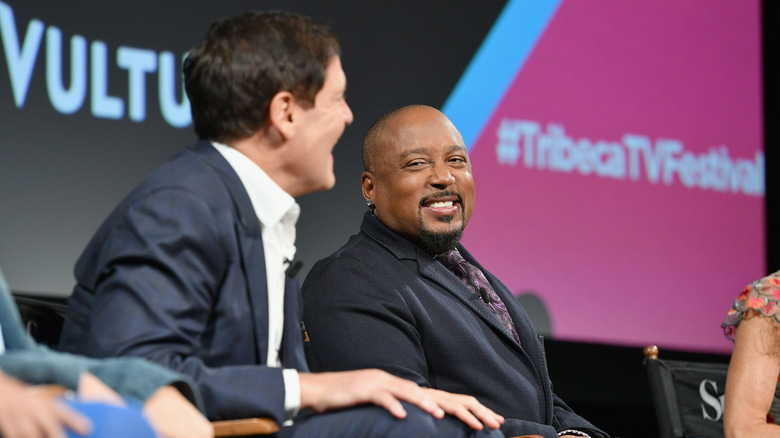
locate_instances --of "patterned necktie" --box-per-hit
[435,249,520,344]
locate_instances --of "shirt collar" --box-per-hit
[211,141,300,228]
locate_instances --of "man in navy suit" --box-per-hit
[58,11,503,437]
[302,105,609,438]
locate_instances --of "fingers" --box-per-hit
[54,401,93,437]
[421,388,504,430]
[0,397,91,438]
[370,391,408,419]
[299,369,501,432]
[366,371,504,431]
[378,376,444,420]
[458,397,503,430]
[435,397,484,431]
[77,372,124,406]
[142,386,214,438]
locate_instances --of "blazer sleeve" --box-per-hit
[551,393,608,438]
[302,256,432,386]
[61,188,287,422]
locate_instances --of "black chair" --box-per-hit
[12,292,68,347]
[643,345,729,438]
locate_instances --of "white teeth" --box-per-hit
[429,201,453,208]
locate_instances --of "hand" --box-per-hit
[0,371,92,438]
[142,386,214,438]
[420,387,504,430]
[76,372,125,406]
[78,372,212,438]
[299,369,445,420]
[299,369,503,430]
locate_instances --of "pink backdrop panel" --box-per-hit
[462,0,764,353]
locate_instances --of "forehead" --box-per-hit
[383,109,464,156]
[319,57,346,94]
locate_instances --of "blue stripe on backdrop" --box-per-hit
[442,0,563,150]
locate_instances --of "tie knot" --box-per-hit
[434,248,466,271]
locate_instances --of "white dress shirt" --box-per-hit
[212,141,301,420]
[0,322,5,354]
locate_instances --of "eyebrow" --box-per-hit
[401,145,468,158]
[401,147,431,158]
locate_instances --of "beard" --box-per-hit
[418,211,465,256]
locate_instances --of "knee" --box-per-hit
[392,403,504,438]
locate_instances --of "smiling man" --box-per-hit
[302,105,608,438]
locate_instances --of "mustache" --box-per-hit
[418,191,463,207]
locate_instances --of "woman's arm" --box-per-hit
[724,311,780,437]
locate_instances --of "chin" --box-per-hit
[303,177,335,196]
[426,223,462,236]
[428,215,460,227]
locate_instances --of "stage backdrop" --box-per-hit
[0,0,764,354]
[444,0,764,353]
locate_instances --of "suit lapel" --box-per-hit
[475,257,544,359]
[280,274,308,371]
[457,246,554,421]
[362,213,523,348]
[417,255,520,344]
[195,141,270,364]
[361,212,553,421]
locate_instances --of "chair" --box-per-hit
[13,292,68,348]
[212,418,278,436]
[643,345,729,438]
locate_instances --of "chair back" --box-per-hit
[643,345,728,438]
[12,292,68,348]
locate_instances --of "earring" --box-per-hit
[366,199,376,213]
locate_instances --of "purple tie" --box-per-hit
[435,249,521,344]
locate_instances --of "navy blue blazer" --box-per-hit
[1,268,202,408]
[303,212,607,438]
[58,140,308,422]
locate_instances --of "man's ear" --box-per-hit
[361,171,375,201]
[268,91,297,140]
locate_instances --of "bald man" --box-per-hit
[302,105,608,438]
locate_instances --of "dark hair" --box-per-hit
[183,11,341,143]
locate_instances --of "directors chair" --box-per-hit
[643,345,728,438]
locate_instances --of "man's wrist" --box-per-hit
[558,429,592,437]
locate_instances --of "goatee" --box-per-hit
[419,215,464,255]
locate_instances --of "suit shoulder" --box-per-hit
[304,233,397,288]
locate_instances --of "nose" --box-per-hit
[342,99,354,125]
[429,163,455,188]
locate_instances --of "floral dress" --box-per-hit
[722,270,780,424]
